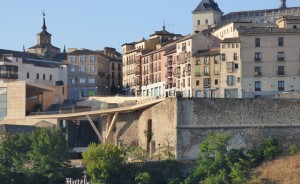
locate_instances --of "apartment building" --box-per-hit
[237,28,300,98]
[175,32,220,97]
[140,44,169,97]
[67,49,110,99]
[122,26,181,96]
[102,47,122,95]
[164,43,177,97]
[219,38,242,98]
[192,49,221,98]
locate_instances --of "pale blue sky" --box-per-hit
[0,0,299,52]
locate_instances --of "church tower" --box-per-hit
[192,0,223,33]
[280,0,287,9]
[28,12,60,60]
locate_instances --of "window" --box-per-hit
[204,56,209,65]
[222,54,226,61]
[278,37,284,47]
[70,78,75,84]
[79,66,85,72]
[89,55,95,62]
[188,78,190,86]
[196,80,200,86]
[255,81,261,91]
[195,59,200,65]
[203,78,210,87]
[214,65,219,75]
[70,67,75,72]
[205,19,208,24]
[89,77,95,84]
[79,78,86,84]
[79,56,85,63]
[234,63,239,69]
[278,81,285,91]
[254,67,261,76]
[227,75,234,85]
[0,88,7,118]
[69,56,75,63]
[204,66,209,75]
[255,38,260,47]
[26,72,29,79]
[233,53,238,61]
[236,43,239,48]
[278,52,285,61]
[226,62,233,73]
[255,52,261,61]
[278,66,285,75]
[214,55,219,64]
[89,66,95,73]
[197,20,200,25]
[49,75,52,81]
[36,73,39,79]
[215,79,218,85]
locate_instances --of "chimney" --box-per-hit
[280,0,287,9]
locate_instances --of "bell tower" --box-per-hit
[280,0,287,9]
[192,0,223,33]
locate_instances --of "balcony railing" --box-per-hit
[254,71,262,76]
[278,57,285,61]
[194,72,201,76]
[277,71,285,76]
[255,57,261,62]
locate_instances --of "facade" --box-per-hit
[192,49,221,98]
[67,49,110,100]
[122,26,182,96]
[175,33,220,97]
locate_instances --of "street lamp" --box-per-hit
[158,143,161,161]
[248,84,251,98]
[106,86,108,96]
[118,85,120,94]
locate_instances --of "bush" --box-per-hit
[289,144,298,155]
[135,172,151,184]
[167,178,181,184]
[262,137,280,160]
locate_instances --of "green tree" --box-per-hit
[0,128,71,184]
[82,143,124,183]
[193,132,231,182]
[26,128,71,183]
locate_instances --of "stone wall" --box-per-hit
[177,98,300,159]
[110,97,177,158]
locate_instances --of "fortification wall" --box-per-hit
[177,98,300,159]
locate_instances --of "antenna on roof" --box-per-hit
[23,45,25,52]
[163,20,166,31]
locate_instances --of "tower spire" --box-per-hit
[42,11,47,30]
[280,0,287,9]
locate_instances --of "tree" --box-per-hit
[0,128,71,183]
[135,172,151,184]
[82,143,124,183]
[26,128,71,183]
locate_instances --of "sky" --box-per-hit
[0,0,299,53]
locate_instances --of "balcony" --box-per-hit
[194,72,201,76]
[278,57,285,61]
[254,57,261,62]
[277,71,285,76]
[204,72,210,76]
[254,71,262,76]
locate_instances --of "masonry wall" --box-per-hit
[111,97,177,158]
[177,98,300,160]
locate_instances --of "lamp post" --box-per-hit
[248,84,251,98]
[106,86,108,96]
[158,143,161,161]
[118,85,120,94]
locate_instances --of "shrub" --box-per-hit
[262,137,280,160]
[289,144,298,155]
[135,172,151,184]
